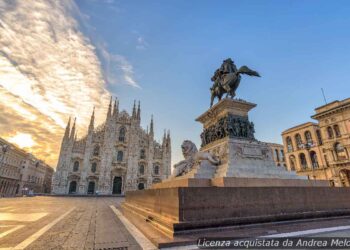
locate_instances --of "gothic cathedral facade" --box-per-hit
[52,99,171,195]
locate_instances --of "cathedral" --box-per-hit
[52,99,172,195]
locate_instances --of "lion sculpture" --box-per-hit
[171,140,220,178]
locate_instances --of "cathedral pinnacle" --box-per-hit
[167,129,171,143]
[137,101,141,120]
[70,117,77,140]
[106,96,112,121]
[113,98,119,117]
[132,100,136,118]
[150,115,154,136]
[89,107,95,132]
[63,117,71,141]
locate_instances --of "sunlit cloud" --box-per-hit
[8,133,36,149]
[0,0,133,167]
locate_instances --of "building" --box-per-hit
[0,137,54,197]
[52,99,172,195]
[266,143,286,168]
[282,98,350,187]
[20,154,54,194]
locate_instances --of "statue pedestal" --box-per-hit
[121,98,337,247]
[196,98,306,180]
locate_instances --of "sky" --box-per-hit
[1,0,350,167]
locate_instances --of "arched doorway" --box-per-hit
[112,177,122,194]
[87,181,95,194]
[138,183,145,190]
[15,184,20,194]
[69,181,77,194]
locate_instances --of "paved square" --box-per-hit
[0,196,144,250]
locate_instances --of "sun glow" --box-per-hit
[8,133,36,149]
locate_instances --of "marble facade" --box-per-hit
[52,99,171,195]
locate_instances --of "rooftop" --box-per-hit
[282,122,319,135]
[312,98,350,119]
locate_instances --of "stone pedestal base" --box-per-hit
[151,177,328,189]
[202,138,306,179]
[122,186,350,239]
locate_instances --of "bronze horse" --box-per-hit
[210,59,260,107]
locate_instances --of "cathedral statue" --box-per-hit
[210,58,260,107]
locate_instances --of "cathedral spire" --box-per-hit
[149,115,154,136]
[113,98,119,118]
[106,96,113,120]
[88,107,95,132]
[137,101,141,120]
[70,117,76,140]
[132,100,136,118]
[163,129,166,141]
[167,130,171,147]
[63,117,71,141]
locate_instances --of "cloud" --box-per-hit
[0,0,130,167]
[97,42,140,88]
[136,36,148,50]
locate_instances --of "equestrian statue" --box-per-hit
[210,58,260,107]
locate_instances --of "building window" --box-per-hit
[295,134,303,150]
[286,137,293,152]
[93,145,100,156]
[140,149,146,159]
[139,164,145,175]
[335,142,347,160]
[274,149,280,161]
[91,162,97,173]
[117,151,123,162]
[316,130,323,145]
[280,150,285,162]
[119,127,126,142]
[73,161,79,172]
[334,125,341,137]
[304,131,313,145]
[299,153,307,169]
[310,151,319,168]
[289,155,296,171]
[153,165,160,175]
[327,126,334,139]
